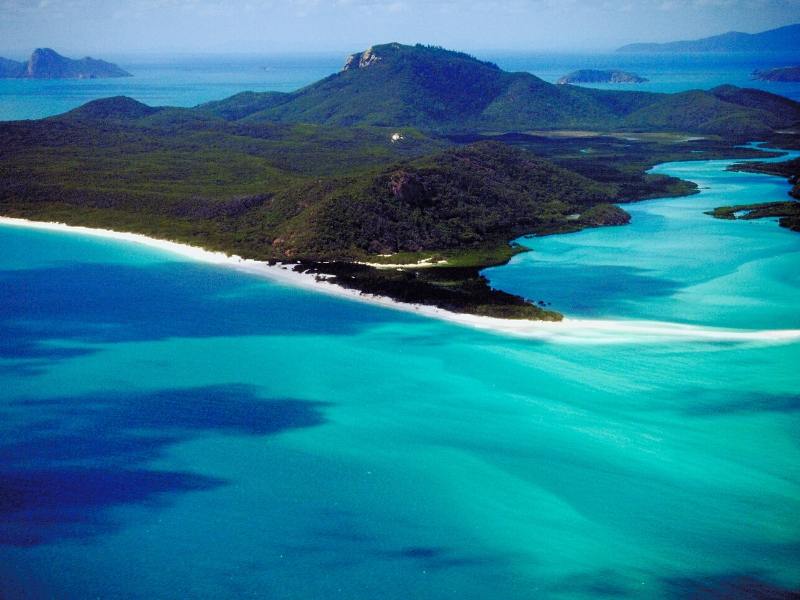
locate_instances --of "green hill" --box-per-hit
[4,42,799,320]
[271,141,621,259]
[0,106,617,260]
[0,104,641,320]
[198,43,800,136]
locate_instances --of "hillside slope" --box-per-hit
[198,43,800,136]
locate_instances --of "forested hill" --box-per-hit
[198,43,800,136]
[0,105,621,260]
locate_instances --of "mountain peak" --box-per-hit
[341,43,500,73]
[202,42,800,136]
[32,48,61,57]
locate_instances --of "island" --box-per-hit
[1,43,799,321]
[753,66,800,82]
[617,23,800,53]
[557,70,648,85]
[0,48,131,79]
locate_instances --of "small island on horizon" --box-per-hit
[557,70,648,85]
[0,48,131,79]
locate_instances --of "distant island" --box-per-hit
[1,43,799,320]
[557,70,648,85]
[617,23,800,53]
[0,48,131,79]
[753,66,800,82]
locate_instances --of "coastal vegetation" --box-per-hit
[557,70,648,84]
[706,202,800,232]
[2,43,800,319]
[711,157,800,231]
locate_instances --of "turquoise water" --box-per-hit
[1,150,799,598]
[486,144,800,330]
[2,52,799,121]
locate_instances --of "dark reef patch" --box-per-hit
[0,384,328,546]
[662,573,800,599]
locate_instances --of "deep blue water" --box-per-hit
[1,148,799,598]
[1,51,799,121]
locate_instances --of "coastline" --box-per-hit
[2,215,800,345]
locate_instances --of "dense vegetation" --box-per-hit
[0,101,626,319]
[707,202,800,231]
[712,157,800,231]
[729,156,800,200]
[3,43,800,319]
[556,70,647,84]
[274,142,623,258]
[198,43,800,136]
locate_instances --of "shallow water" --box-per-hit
[1,149,799,599]
[486,144,800,330]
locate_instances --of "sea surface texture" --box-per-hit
[1,51,799,121]
[1,138,799,597]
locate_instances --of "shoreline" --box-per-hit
[2,215,800,345]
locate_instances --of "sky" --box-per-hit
[1,0,799,56]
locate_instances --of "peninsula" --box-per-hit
[557,70,648,85]
[709,157,800,231]
[0,48,131,79]
[2,43,799,320]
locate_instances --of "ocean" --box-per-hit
[1,54,799,599]
[2,51,800,121]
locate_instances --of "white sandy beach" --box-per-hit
[2,215,799,345]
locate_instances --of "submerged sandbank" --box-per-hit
[2,216,799,345]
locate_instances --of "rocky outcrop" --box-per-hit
[557,70,648,85]
[342,47,383,71]
[0,48,131,79]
